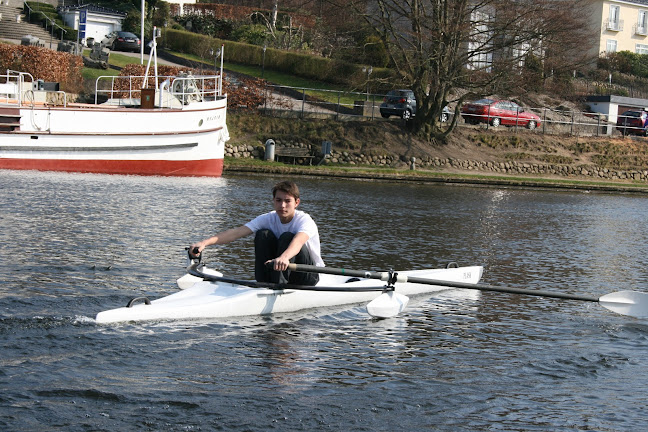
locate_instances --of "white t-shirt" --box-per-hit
[245,210,324,266]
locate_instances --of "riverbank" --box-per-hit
[223,159,648,194]
[224,113,648,193]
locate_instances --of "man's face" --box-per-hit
[273,190,300,223]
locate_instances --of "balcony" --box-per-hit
[607,19,624,32]
[635,24,648,36]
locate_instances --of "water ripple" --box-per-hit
[2,172,648,430]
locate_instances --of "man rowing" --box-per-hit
[190,180,323,285]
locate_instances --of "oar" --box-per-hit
[187,262,386,291]
[288,263,648,319]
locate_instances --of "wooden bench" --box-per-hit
[275,147,316,165]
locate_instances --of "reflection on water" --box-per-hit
[2,171,648,430]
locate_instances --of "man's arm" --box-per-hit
[271,231,310,271]
[191,225,253,255]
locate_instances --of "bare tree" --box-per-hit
[344,0,595,140]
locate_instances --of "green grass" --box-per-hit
[81,50,146,82]
[165,50,367,106]
[82,67,118,82]
[107,52,144,68]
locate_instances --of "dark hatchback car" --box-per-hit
[380,89,417,120]
[379,89,452,122]
[616,109,648,136]
[103,31,141,52]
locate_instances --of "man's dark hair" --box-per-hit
[272,181,300,200]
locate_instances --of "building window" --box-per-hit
[467,9,493,71]
[607,39,618,54]
[608,5,622,31]
[639,10,648,34]
[637,44,648,55]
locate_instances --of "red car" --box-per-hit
[461,98,541,129]
[616,110,648,136]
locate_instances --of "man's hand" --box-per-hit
[189,242,206,257]
[266,256,290,271]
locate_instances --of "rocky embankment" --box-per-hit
[224,114,648,187]
[225,142,648,183]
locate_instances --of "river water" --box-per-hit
[1,170,647,431]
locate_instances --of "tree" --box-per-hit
[344,0,595,141]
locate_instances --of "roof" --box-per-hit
[59,4,127,18]
[586,94,648,106]
[614,0,648,6]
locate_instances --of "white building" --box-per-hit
[165,0,197,15]
[58,4,126,45]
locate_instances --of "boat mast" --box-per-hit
[142,26,160,90]
[220,44,224,94]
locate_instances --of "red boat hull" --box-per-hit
[0,157,224,177]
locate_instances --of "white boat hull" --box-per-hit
[0,70,228,177]
[95,266,483,324]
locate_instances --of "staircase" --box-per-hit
[0,2,62,48]
[0,107,21,132]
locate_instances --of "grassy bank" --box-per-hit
[223,157,648,193]
[225,113,648,192]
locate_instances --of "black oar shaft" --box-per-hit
[289,264,600,303]
[406,276,599,302]
[188,263,385,292]
[288,264,387,280]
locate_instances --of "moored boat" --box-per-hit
[95,264,484,324]
[0,35,228,177]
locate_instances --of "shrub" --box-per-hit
[231,24,267,46]
[538,154,573,164]
[0,43,83,93]
[174,13,236,40]
[161,28,395,87]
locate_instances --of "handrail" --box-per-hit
[1,70,68,107]
[94,73,222,107]
[1,70,35,106]
[6,69,35,83]
[23,1,67,37]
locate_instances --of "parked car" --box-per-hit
[461,98,541,129]
[380,89,452,122]
[616,109,648,136]
[103,31,141,53]
[380,89,416,120]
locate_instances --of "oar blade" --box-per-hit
[599,290,648,318]
[366,291,409,318]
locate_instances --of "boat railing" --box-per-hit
[171,75,221,104]
[95,74,222,108]
[22,88,67,107]
[0,70,34,106]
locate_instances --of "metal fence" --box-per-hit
[260,83,635,138]
[262,84,384,120]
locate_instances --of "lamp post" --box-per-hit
[140,0,145,64]
[210,48,216,72]
[210,46,223,93]
[262,44,267,78]
[362,66,373,101]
